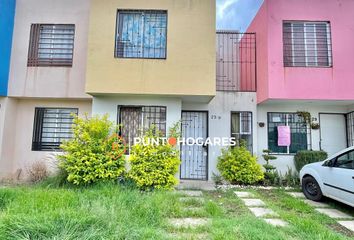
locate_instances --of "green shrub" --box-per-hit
[59,114,126,185]
[262,149,277,185]
[268,168,300,187]
[217,145,264,185]
[129,125,180,191]
[294,150,328,172]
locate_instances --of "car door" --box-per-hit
[320,149,354,205]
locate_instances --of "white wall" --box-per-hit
[92,93,257,181]
[182,92,257,180]
[92,95,182,131]
[257,102,349,173]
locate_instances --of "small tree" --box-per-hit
[262,149,278,184]
[217,143,264,185]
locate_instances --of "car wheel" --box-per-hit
[302,176,323,201]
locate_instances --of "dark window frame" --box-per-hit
[32,107,78,151]
[283,20,332,67]
[230,111,253,152]
[114,9,168,59]
[117,105,167,153]
[27,24,75,67]
[267,112,311,155]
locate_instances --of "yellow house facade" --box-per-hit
[86,0,216,99]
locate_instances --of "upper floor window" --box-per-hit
[283,21,332,67]
[32,108,78,151]
[27,24,75,67]
[115,10,167,59]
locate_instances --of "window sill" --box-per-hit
[268,153,296,156]
[283,65,333,68]
[114,56,167,60]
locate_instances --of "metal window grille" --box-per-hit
[28,24,75,67]
[119,106,167,152]
[216,31,256,92]
[32,108,78,151]
[267,112,311,154]
[346,112,354,147]
[231,112,253,152]
[115,10,167,59]
[283,21,332,67]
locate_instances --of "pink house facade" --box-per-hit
[248,0,354,170]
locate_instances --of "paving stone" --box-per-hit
[178,190,203,197]
[241,198,266,207]
[338,221,354,232]
[183,207,203,213]
[168,218,209,228]
[168,233,209,240]
[315,208,353,219]
[287,192,305,198]
[234,191,254,198]
[248,207,278,217]
[303,200,330,208]
[263,218,289,227]
[179,197,205,203]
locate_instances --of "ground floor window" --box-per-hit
[32,108,78,151]
[267,112,309,154]
[118,106,167,152]
[347,112,354,147]
[231,112,252,152]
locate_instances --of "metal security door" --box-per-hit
[180,111,208,180]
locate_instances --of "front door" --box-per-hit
[320,113,347,155]
[180,111,208,180]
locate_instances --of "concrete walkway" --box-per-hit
[287,191,354,232]
[235,191,288,227]
[168,190,210,239]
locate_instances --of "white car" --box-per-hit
[300,146,354,207]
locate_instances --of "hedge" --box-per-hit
[294,150,328,172]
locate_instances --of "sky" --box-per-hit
[216,0,264,32]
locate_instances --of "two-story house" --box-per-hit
[1,0,92,179]
[248,0,354,171]
[86,0,256,182]
[86,0,217,181]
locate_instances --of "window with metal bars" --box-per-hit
[231,112,253,152]
[32,108,78,151]
[115,10,167,59]
[283,21,332,67]
[27,24,75,67]
[118,106,167,153]
[268,113,310,154]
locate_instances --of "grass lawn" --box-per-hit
[0,182,353,240]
